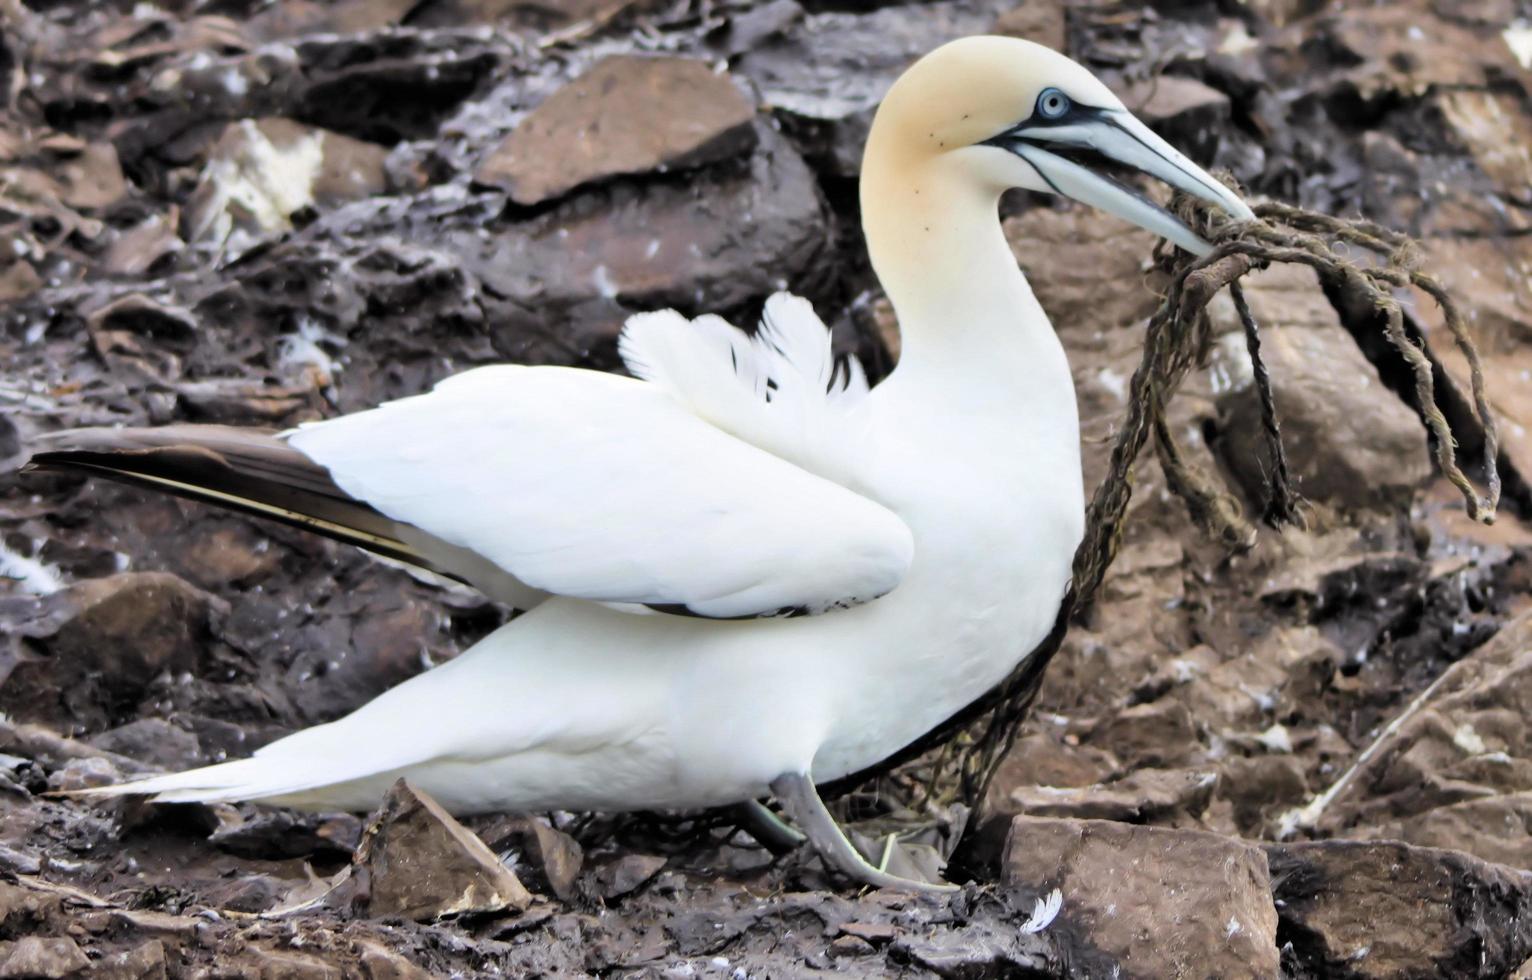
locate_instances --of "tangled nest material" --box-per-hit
[852,180,1504,826]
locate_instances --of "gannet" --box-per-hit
[26,36,1250,891]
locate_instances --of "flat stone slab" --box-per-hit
[477,55,756,205]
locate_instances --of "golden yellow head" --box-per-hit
[865,36,1252,254]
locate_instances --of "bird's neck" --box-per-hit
[860,153,1062,391]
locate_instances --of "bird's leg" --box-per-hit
[736,799,806,855]
[876,833,898,873]
[768,772,957,893]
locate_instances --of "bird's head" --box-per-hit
[866,35,1253,255]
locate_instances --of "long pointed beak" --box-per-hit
[988,107,1253,255]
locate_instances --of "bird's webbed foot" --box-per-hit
[767,771,958,893]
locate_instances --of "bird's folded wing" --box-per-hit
[286,364,913,619]
[24,424,548,609]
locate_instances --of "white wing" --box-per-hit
[618,292,871,485]
[286,312,908,619]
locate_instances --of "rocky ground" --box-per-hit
[2,0,1532,976]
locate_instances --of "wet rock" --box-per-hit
[0,937,90,979]
[200,874,286,914]
[481,816,583,901]
[1004,817,1280,979]
[85,294,200,385]
[87,940,167,980]
[187,118,390,251]
[210,809,361,861]
[589,854,667,901]
[1009,767,1219,823]
[1211,266,1432,512]
[1267,839,1532,978]
[736,0,1009,175]
[357,780,531,920]
[88,719,203,771]
[476,56,757,206]
[0,572,224,731]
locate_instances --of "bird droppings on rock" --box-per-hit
[355,780,532,921]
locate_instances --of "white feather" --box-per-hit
[618,292,872,485]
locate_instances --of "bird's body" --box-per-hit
[29,35,1249,889]
[113,276,1082,815]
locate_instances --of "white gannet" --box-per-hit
[26,36,1250,891]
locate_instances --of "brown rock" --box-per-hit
[1414,237,1532,495]
[481,816,583,901]
[1435,90,1532,205]
[48,142,128,211]
[477,56,756,206]
[356,941,433,980]
[0,263,40,302]
[408,0,632,30]
[0,937,90,980]
[85,294,199,383]
[0,572,222,730]
[1267,840,1532,978]
[984,731,1119,807]
[1003,817,1280,979]
[243,947,341,980]
[1218,754,1310,834]
[1119,75,1231,162]
[1009,767,1219,823]
[102,211,183,278]
[1089,698,1199,768]
[454,121,829,343]
[1211,266,1432,511]
[590,854,666,901]
[247,0,417,40]
[357,780,531,920]
[992,1,1066,52]
[89,941,167,980]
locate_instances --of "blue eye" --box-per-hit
[1037,88,1070,120]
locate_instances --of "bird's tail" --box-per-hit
[60,755,319,806]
